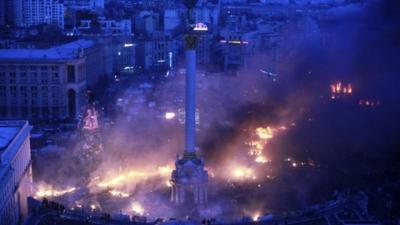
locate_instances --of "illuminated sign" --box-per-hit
[193,22,208,31]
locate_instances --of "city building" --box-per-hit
[114,38,136,74]
[0,0,5,26]
[98,18,132,35]
[0,39,105,121]
[23,0,64,28]
[63,0,105,11]
[0,120,32,225]
[193,0,221,28]
[164,8,185,33]
[134,11,160,36]
[3,0,24,27]
[219,28,260,71]
[78,18,132,35]
[136,32,179,71]
[197,33,214,68]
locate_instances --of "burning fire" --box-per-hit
[248,126,286,164]
[232,166,256,180]
[330,82,353,99]
[109,189,130,198]
[90,164,174,190]
[221,125,289,182]
[35,185,77,199]
[96,171,148,188]
[252,212,261,221]
[165,112,176,120]
[131,202,145,215]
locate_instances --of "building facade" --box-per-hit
[23,0,64,28]
[63,0,104,10]
[0,40,98,121]
[3,0,24,27]
[136,32,178,71]
[0,0,5,26]
[0,120,32,225]
[219,28,260,71]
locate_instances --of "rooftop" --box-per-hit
[0,120,30,154]
[0,127,20,151]
[0,39,95,61]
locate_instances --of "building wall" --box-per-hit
[0,0,5,26]
[90,0,104,9]
[82,44,106,87]
[219,29,260,71]
[0,121,32,225]
[23,0,64,28]
[0,60,87,120]
[63,0,104,10]
[4,0,24,27]
[164,9,183,32]
[197,34,213,66]
[136,35,177,71]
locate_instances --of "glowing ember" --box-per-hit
[252,212,261,221]
[248,126,287,164]
[109,189,130,198]
[255,155,269,164]
[165,112,176,120]
[330,82,353,99]
[256,127,274,140]
[165,180,173,187]
[35,185,77,199]
[91,164,174,190]
[131,202,145,215]
[157,165,174,175]
[96,171,148,188]
[232,166,256,180]
[359,99,380,107]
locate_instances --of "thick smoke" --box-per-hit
[33,0,400,219]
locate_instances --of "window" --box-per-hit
[67,65,75,82]
[10,86,16,97]
[31,72,38,83]
[21,107,28,117]
[9,72,16,84]
[51,72,59,82]
[0,72,5,83]
[0,86,6,97]
[41,72,48,84]
[52,107,59,117]
[19,86,28,98]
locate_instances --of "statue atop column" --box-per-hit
[170,0,209,205]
